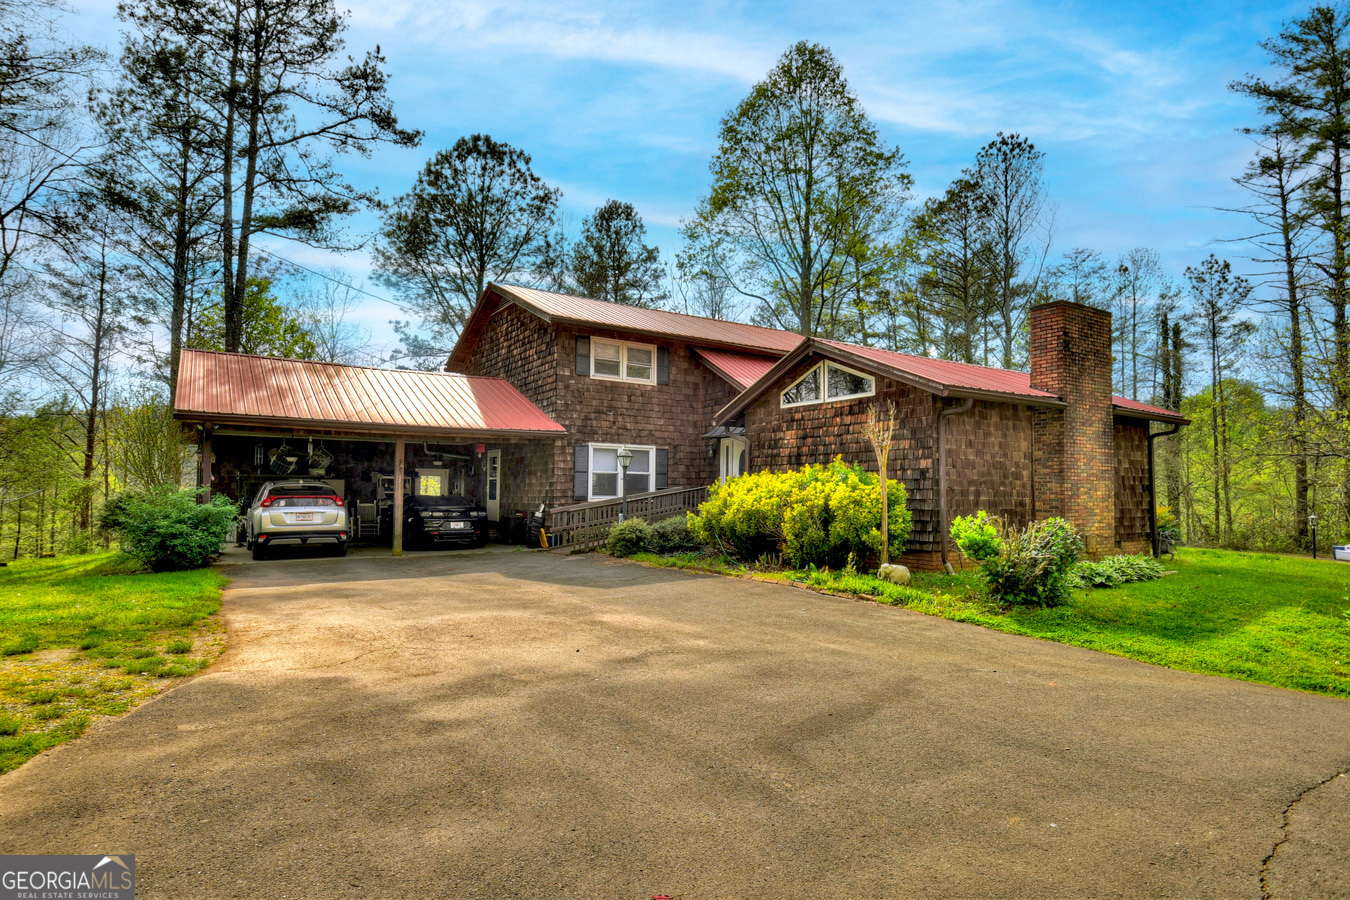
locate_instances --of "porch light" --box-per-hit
[617,448,633,469]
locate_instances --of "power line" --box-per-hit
[249,245,416,315]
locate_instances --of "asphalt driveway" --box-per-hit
[1,551,1348,899]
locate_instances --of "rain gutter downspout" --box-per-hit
[938,397,975,574]
[1147,422,1182,557]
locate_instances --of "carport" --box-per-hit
[172,349,567,555]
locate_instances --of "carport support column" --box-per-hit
[200,424,212,502]
[393,436,405,557]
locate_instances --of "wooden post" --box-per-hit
[392,435,405,557]
[200,424,213,502]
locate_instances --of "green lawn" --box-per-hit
[632,547,1350,698]
[0,553,228,773]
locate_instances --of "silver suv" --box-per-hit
[246,481,349,560]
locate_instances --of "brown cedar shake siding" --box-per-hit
[740,362,1038,571]
[461,303,740,511]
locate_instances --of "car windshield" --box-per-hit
[269,496,338,508]
[264,485,339,508]
[424,495,472,506]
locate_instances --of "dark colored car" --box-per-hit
[401,495,487,549]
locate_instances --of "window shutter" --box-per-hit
[655,448,669,490]
[575,335,590,377]
[574,445,589,501]
[657,346,670,384]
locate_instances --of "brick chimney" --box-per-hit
[1029,300,1114,558]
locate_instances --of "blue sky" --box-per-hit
[66,0,1308,354]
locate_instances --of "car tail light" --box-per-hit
[260,497,276,508]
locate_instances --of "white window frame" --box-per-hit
[590,338,657,384]
[587,443,656,501]
[780,361,875,408]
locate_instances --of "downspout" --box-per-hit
[938,398,975,574]
[1146,423,1182,557]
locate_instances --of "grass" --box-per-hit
[803,548,1350,697]
[629,546,1350,698]
[0,552,228,773]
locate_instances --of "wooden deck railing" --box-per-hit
[546,485,709,552]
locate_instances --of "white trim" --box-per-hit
[719,436,748,484]
[590,338,657,384]
[780,363,823,407]
[587,442,656,501]
[485,449,501,521]
[780,361,876,408]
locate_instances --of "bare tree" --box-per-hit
[1113,247,1165,399]
[976,132,1051,368]
[863,400,898,565]
[289,269,373,364]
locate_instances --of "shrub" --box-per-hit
[687,468,806,560]
[606,519,655,557]
[1073,554,1165,588]
[950,511,1003,562]
[649,516,703,554]
[114,488,237,572]
[952,514,1084,608]
[687,458,911,568]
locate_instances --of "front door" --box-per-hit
[485,449,501,521]
[719,438,747,483]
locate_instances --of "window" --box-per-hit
[626,346,653,381]
[591,446,619,499]
[781,366,822,406]
[827,365,873,399]
[780,362,874,408]
[588,443,655,500]
[591,338,657,384]
[592,341,622,378]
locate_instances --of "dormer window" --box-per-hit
[781,361,875,408]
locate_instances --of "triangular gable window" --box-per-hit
[780,361,875,408]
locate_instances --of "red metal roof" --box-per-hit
[817,340,1062,401]
[447,283,803,370]
[174,350,565,436]
[691,347,781,390]
[1112,395,1187,423]
[716,337,1190,424]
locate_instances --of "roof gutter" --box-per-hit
[171,412,566,441]
[938,397,975,574]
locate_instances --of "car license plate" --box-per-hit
[293,513,315,523]
[449,521,469,530]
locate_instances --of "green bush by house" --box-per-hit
[688,458,911,568]
[607,519,656,557]
[103,488,237,571]
[950,512,1083,607]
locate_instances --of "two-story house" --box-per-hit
[174,282,1186,568]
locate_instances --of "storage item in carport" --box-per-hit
[527,507,546,548]
[504,510,528,545]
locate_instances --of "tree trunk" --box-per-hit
[220,0,244,352]
[80,244,109,533]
